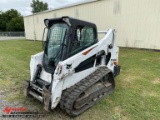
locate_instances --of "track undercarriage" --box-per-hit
[60,66,115,116]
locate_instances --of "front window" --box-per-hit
[43,23,68,72]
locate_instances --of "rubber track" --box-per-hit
[60,66,114,116]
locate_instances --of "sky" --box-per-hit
[0,0,84,16]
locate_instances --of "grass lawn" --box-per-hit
[0,40,160,120]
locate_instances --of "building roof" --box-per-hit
[24,0,98,17]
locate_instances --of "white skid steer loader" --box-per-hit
[24,16,120,116]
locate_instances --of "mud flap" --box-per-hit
[114,65,120,77]
[43,87,52,112]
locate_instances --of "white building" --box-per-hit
[24,0,160,50]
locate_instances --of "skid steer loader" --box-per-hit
[24,16,120,116]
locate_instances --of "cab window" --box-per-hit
[70,26,96,56]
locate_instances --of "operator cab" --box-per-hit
[43,16,98,73]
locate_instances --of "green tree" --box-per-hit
[30,0,48,13]
[6,16,24,31]
[0,11,6,31]
[3,9,20,22]
[0,9,24,31]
